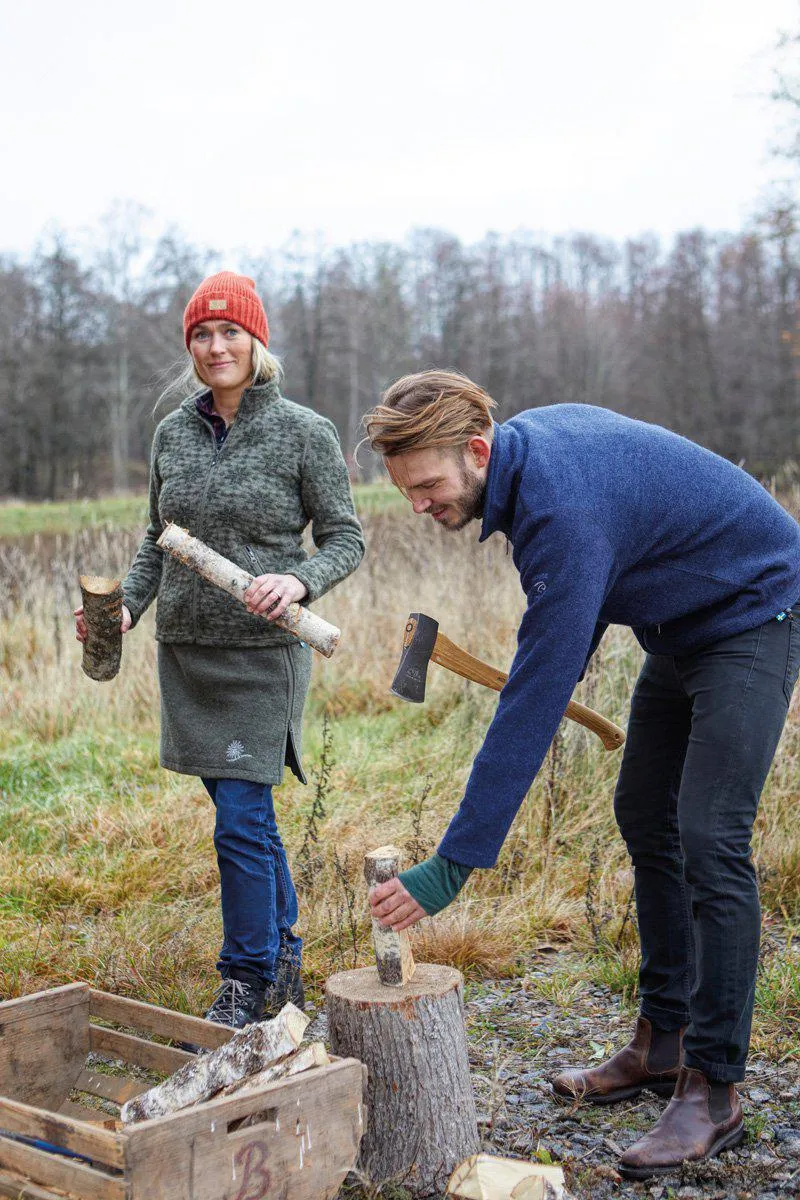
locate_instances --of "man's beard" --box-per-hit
[442,466,486,532]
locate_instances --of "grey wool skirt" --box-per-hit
[157,641,312,785]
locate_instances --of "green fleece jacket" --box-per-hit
[123,382,365,645]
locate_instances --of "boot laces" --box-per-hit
[206,977,254,1024]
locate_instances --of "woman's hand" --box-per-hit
[244,573,308,621]
[74,605,132,643]
[369,877,427,932]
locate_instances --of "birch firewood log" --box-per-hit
[120,1003,309,1124]
[156,523,340,657]
[219,1043,331,1133]
[447,1154,570,1200]
[79,575,123,681]
[215,1041,330,1100]
[364,846,416,986]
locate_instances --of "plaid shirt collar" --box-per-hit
[195,392,229,447]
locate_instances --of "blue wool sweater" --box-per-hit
[437,405,800,869]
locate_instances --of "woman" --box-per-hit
[75,272,364,1035]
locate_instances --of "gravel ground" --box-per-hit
[315,951,800,1200]
[462,957,800,1200]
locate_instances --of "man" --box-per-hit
[363,370,800,1180]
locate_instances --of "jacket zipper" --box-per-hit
[245,545,259,577]
[190,411,221,640]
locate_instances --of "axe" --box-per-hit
[390,612,625,751]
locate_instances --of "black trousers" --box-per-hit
[613,607,800,1082]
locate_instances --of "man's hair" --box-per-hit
[363,370,496,457]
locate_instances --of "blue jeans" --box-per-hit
[613,608,800,1081]
[202,778,303,985]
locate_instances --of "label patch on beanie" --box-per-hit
[208,299,228,310]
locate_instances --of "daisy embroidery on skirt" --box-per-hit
[226,740,253,762]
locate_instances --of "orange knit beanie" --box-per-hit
[183,272,269,348]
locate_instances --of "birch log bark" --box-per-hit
[157,523,341,657]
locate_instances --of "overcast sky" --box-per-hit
[1,0,797,259]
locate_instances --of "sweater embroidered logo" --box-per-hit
[208,299,228,310]
[225,740,253,762]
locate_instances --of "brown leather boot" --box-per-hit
[618,1066,744,1179]
[551,1016,683,1104]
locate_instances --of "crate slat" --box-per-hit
[89,990,233,1050]
[58,1099,115,1126]
[0,1135,126,1200]
[0,1095,123,1169]
[0,986,90,1111]
[75,1069,147,1106]
[0,1168,69,1200]
[90,1024,195,1074]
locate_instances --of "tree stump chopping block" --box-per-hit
[79,575,123,681]
[326,964,479,1197]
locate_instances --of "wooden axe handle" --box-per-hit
[431,632,625,751]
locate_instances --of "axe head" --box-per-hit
[390,612,439,703]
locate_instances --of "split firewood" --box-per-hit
[120,1003,309,1124]
[364,846,416,987]
[447,1155,569,1200]
[157,523,340,657]
[215,1041,330,1100]
[79,575,123,681]
[221,1043,331,1133]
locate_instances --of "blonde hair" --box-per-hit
[156,337,283,410]
[363,370,496,457]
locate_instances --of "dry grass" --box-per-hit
[1,500,799,1061]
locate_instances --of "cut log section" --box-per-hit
[157,523,341,657]
[78,575,123,682]
[447,1154,570,1200]
[364,845,416,987]
[326,964,479,1196]
[120,1002,309,1124]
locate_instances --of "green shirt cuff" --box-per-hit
[399,854,473,917]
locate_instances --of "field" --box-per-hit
[1,487,799,1196]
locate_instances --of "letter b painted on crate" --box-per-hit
[230,1139,272,1200]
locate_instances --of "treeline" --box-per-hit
[1,203,799,500]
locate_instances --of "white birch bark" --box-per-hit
[121,1003,309,1124]
[156,523,341,657]
[364,846,416,987]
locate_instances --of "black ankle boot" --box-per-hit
[264,942,305,1017]
[204,972,267,1028]
[179,972,267,1054]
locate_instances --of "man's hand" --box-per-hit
[74,604,132,643]
[369,877,427,931]
[244,573,307,621]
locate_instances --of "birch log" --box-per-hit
[79,575,123,681]
[326,964,479,1195]
[156,523,341,657]
[447,1155,569,1200]
[120,1003,309,1124]
[364,846,416,986]
[215,1041,330,1099]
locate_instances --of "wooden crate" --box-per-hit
[0,983,366,1200]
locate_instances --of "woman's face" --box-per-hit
[189,320,253,391]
